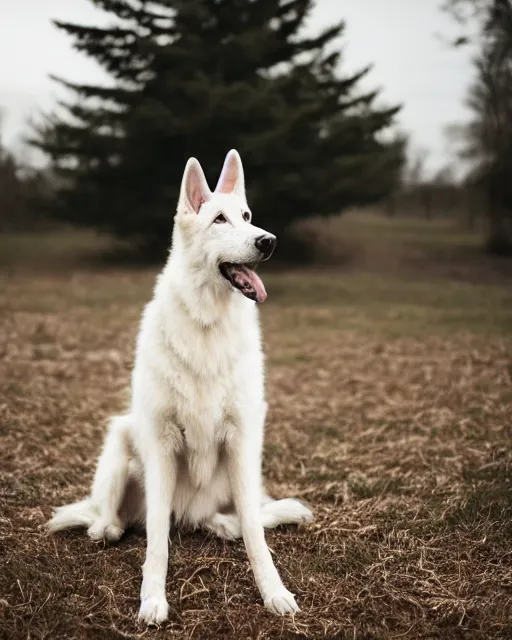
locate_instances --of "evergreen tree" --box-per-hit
[34,0,404,255]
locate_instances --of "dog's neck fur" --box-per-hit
[154,222,249,328]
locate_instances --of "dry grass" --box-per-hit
[1,218,512,639]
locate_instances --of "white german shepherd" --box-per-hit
[47,150,313,625]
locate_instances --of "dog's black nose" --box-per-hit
[255,234,277,260]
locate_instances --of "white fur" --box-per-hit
[46,150,313,625]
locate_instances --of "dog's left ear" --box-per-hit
[178,158,212,214]
[215,149,246,200]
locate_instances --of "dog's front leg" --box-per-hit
[227,430,300,615]
[138,447,176,625]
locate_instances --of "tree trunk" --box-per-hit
[486,183,512,255]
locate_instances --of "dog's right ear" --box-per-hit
[178,158,212,214]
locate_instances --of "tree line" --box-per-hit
[0,116,48,233]
[2,0,511,257]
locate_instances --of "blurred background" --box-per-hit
[1,0,512,264]
[1,2,512,639]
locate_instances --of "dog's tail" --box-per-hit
[46,499,98,533]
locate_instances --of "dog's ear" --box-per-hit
[215,149,245,199]
[178,158,212,214]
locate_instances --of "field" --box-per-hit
[1,213,512,639]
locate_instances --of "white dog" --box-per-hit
[47,150,313,625]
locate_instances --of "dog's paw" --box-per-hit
[264,589,300,615]
[271,498,314,525]
[138,596,169,626]
[207,513,241,540]
[87,520,124,542]
[288,499,314,524]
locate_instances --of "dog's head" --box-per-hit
[174,150,276,303]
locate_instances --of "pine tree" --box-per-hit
[34,0,405,255]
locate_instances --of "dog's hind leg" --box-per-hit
[205,498,313,540]
[87,414,132,542]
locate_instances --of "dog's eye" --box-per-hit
[214,213,227,224]
[243,211,251,222]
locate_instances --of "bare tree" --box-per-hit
[444,0,512,253]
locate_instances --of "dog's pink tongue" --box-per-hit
[232,266,267,303]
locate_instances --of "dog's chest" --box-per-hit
[173,321,253,487]
[138,299,262,477]
[180,328,244,423]
[157,307,259,427]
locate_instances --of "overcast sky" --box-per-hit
[0,0,474,174]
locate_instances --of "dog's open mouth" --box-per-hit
[219,262,267,303]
